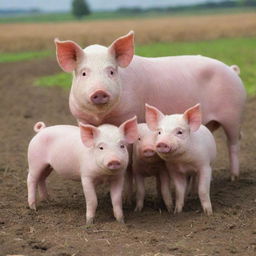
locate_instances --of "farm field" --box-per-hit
[0,11,256,256]
[1,12,256,52]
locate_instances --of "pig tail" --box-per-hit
[230,65,240,75]
[33,121,46,133]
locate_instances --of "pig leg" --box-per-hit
[81,177,98,225]
[159,170,172,212]
[170,171,187,214]
[27,162,49,210]
[222,122,241,181]
[198,165,212,215]
[38,166,52,201]
[27,173,38,210]
[110,176,124,223]
[134,174,145,212]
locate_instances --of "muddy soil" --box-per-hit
[0,58,255,256]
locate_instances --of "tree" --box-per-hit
[238,0,256,6]
[72,0,90,18]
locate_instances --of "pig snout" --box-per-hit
[142,148,156,157]
[90,90,110,105]
[107,160,121,170]
[156,142,171,153]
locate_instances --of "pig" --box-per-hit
[145,103,216,215]
[131,123,171,212]
[27,117,138,224]
[55,31,246,181]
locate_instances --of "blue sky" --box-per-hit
[0,0,225,12]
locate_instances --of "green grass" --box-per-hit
[0,50,51,63]
[36,37,256,95]
[36,72,72,89]
[1,7,256,23]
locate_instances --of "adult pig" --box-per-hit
[55,31,246,180]
[27,117,138,224]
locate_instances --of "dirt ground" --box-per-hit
[0,57,255,256]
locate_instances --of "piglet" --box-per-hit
[132,124,172,212]
[146,104,216,215]
[27,117,138,224]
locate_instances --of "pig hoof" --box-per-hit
[134,206,143,212]
[29,202,37,211]
[203,207,213,216]
[231,175,239,182]
[166,206,173,213]
[117,217,125,224]
[174,207,182,214]
[86,218,94,226]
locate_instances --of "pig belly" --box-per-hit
[48,151,81,181]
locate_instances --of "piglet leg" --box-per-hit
[198,165,213,215]
[110,176,124,223]
[159,170,172,212]
[81,177,98,225]
[134,174,145,212]
[171,171,187,214]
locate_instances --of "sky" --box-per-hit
[0,0,226,12]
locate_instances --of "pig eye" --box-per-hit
[82,72,86,76]
[138,137,141,141]
[108,68,116,77]
[158,131,161,135]
[99,146,104,150]
[177,130,183,135]
[120,144,125,149]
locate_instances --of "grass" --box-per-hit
[35,37,256,95]
[36,72,72,89]
[0,50,51,63]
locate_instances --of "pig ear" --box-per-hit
[183,103,202,132]
[109,31,134,68]
[119,116,138,144]
[55,38,84,72]
[145,104,164,131]
[79,123,99,147]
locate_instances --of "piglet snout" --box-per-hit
[156,142,171,153]
[90,90,110,105]
[107,160,121,170]
[143,148,155,157]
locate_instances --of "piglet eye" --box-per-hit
[120,144,125,149]
[177,130,183,135]
[110,71,114,75]
[82,72,86,76]
[158,131,161,135]
[99,146,104,150]
[138,137,141,141]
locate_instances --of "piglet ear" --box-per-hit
[79,123,99,147]
[55,38,84,72]
[145,104,164,131]
[119,116,138,144]
[109,31,134,68]
[183,103,202,132]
